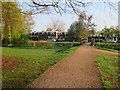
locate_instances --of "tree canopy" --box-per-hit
[2,2,31,46]
[102,26,120,41]
[68,12,96,42]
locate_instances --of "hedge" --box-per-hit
[95,42,120,50]
[28,41,81,48]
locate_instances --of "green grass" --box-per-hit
[0,47,1,53]
[2,46,78,88]
[96,55,119,88]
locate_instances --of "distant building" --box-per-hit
[29,31,113,42]
[29,31,68,41]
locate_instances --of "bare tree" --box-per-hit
[24,0,117,15]
[47,18,65,32]
[23,10,35,33]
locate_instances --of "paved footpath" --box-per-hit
[27,43,119,88]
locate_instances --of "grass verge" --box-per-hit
[2,46,78,88]
[96,55,119,88]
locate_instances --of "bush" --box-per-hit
[13,34,29,47]
[28,41,81,48]
[55,42,80,47]
[28,41,52,47]
[95,42,120,50]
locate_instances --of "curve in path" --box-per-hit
[27,43,119,88]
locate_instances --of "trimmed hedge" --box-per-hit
[95,42,120,50]
[55,42,81,47]
[28,41,81,48]
[28,40,52,47]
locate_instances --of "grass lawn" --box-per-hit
[2,46,78,88]
[96,55,119,88]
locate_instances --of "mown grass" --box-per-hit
[96,55,119,88]
[2,46,79,88]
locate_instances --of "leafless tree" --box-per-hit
[47,18,65,32]
[23,10,35,33]
[23,0,117,15]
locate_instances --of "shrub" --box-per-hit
[28,40,52,47]
[95,42,120,50]
[18,34,29,47]
[28,41,81,48]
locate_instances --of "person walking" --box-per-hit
[90,38,95,46]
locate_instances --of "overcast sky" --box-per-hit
[18,0,119,32]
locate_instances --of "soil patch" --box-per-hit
[2,57,20,69]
